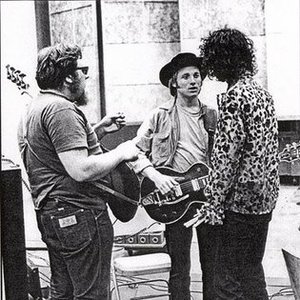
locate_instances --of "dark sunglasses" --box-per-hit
[76,66,89,75]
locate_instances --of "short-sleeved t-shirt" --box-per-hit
[21,91,109,210]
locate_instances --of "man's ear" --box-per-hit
[65,75,74,84]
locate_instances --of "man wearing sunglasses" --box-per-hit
[18,43,139,299]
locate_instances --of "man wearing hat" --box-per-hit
[132,53,218,300]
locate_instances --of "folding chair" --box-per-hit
[111,252,171,300]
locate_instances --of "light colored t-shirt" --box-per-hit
[171,104,208,172]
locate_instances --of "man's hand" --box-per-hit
[152,173,178,195]
[102,112,126,133]
[142,167,178,195]
[116,140,139,162]
[93,112,126,138]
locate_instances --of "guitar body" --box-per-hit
[106,161,140,222]
[141,163,209,224]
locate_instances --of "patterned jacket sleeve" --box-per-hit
[199,89,247,225]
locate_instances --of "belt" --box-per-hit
[40,198,73,211]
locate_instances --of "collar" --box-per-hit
[40,89,72,102]
[159,97,207,116]
[227,73,253,93]
[158,98,176,112]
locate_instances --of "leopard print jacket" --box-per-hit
[200,74,280,225]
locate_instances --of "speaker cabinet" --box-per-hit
[1,157,28,299]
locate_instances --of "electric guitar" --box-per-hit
[6,64,140,223]
[140,163,209,224]
[140,142,300,224]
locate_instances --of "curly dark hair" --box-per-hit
[36,43,82,90]
[199,28,257,83]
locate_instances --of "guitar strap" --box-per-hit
[203,107,217,163]
[93,181,139,206]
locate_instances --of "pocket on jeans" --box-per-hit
[51,209,94,250]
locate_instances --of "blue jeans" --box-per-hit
[165,215,219,300]
[215,211,272,300]
[36,200,113,300]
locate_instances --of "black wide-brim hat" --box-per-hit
[159,52,203,87]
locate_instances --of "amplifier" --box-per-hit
[114,231,165,249]
[138,234,149,245]
[1,156,28,299]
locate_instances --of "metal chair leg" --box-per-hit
[111,264,121,300]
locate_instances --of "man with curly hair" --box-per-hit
[193,28,280,299]
[18,43,139,299]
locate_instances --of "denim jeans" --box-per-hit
[36,201,113,300]
[196,223,220,300]
[215,211,272,300]
[165,215,219,300]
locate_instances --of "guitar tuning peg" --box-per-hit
[17,73,29,89]
[15,71,23,86]
[21,82,30,90]
[11,69,20,83]
[6,65,12,79]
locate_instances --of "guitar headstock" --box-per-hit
[6,64,31,97]
[279,141,300,163]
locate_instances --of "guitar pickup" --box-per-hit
[174,185,183,197]
[191,179,201,191]
[202,177,208,187]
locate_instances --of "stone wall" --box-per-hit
[48,1,101,123]
[46,0,285,123]
[101,0,180,122]
[179,0,267,110]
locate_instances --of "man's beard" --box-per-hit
[74,90,89,106]
[70,79,89,106]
